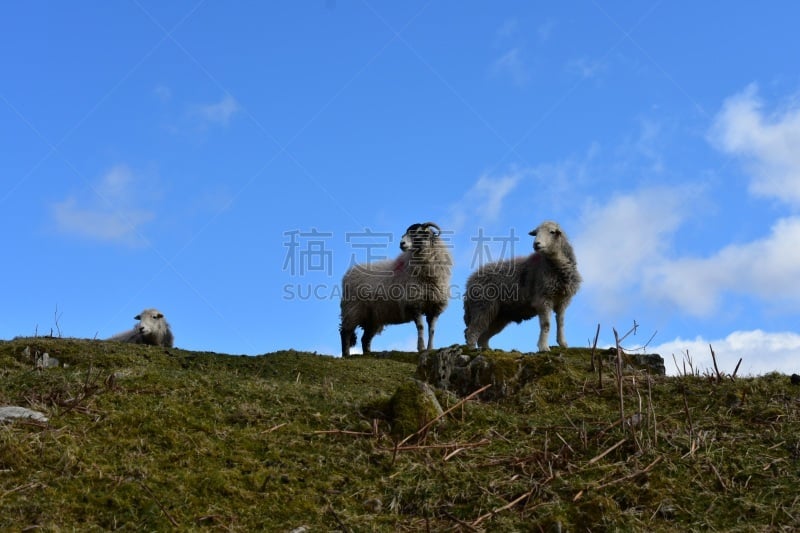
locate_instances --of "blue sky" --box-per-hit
[3,2,800,376]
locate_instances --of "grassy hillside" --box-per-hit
[1,337,798,531]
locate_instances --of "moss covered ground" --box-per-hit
[1,337,798,531]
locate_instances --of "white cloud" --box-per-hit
[190,186,235,216]
[495,18,519,41]
[651,329,800,376]
[573,186,693,313]
[566,57,606,80]
[710,83,800,207]
[490,48,531,86]
[448,172,521,232]
[154,84,171,102]
[537,19,556,42]
[192,94,240,127]
[631,118,664,173]
[644,216,800,315]
[51,165,157,246]
[639,85,800,315]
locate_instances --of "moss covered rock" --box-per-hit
[388,378,443,439]
[416,345,569,400]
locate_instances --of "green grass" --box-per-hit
[1,337,798,531]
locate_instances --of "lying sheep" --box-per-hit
[464,220,581,352]
[340,222,453,357]
[108,308,174,348]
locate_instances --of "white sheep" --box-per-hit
[340,222,453,357]
[463,220,581,352]
[108,308,174,348]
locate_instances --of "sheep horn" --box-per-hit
[421,222,441,235]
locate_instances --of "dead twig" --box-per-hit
[389,438,491,454]
[613,327,625,428]
[53,304,63,338]
[710,344,722,383]
[472,489,535,527]
[443,510,480,532]
[708,461,728,492]
[732,358,742,381]
[262,423,287,434]
[138,480,179,527]
[588,438,627,465]
[647,372,657,447]
[590,456,662,492]
[590,323,600,372]
[314,429,373,437]
[682,389,694,439]
[326,500,350,533]
[1,482,42,499]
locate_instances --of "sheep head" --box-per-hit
[135,309,166,335]
[528,221,564,255]
[400,222,441,252]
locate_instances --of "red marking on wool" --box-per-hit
[393,257,407,273]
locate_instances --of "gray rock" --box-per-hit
[417,345,666,400]
[0,406,48,423]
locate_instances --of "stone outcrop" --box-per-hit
[416,345,666,400]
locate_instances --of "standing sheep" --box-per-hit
[108,308,174,348]
[340,222,452,357]
[464,220,581,352]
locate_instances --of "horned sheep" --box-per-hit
[109,308,174,348]
[463,220,581,352]
[340,222,452,357]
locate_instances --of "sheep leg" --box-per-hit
[414,315,425,352]
[425,314,438,351]
[361,327,376,354]
[477,319,507,350]
[464,327,478,348]
[555,306,568,348]
[537,311,551,352]
[340,326,356,357]
[464,302,492,349]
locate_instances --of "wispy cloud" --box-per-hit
[191,93,240,128]
[490,19,532,87]
[154,84,172,102]
[710,83,800,207]
[566,57,606,80]
[537,18,556,42]
[573,186,695,314]
[490,48,531,86]
[448,172,521,232]
[652,329,800,376]
[495,18,519,41]
[51,165,158,246]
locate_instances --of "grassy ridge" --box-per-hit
[1,337,798,531]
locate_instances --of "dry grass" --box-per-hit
[0,337,798,531]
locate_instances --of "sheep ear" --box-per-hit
[528,230,537,236]
[134,314,141,320]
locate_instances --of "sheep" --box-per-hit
[463,220,581,352]
[108,308,174,348]
[340,222,453,357]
